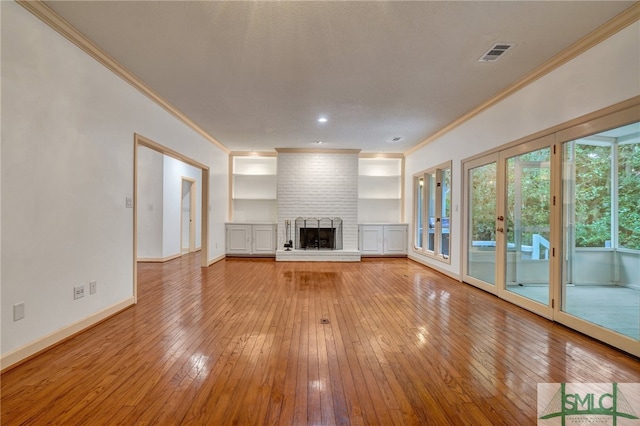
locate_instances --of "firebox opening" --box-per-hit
[300,227,335,250]
[294,217,343,251]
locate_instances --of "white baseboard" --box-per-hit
[408,254,461,281]
[1,297,135,372]
[137,253,181,263]
[208,254,226,266]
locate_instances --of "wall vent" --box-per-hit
[478,43,514,62]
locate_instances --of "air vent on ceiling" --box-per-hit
[478,43,514,62]
[390,136,402,142]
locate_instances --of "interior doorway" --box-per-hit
[181,177,197,254]
[134,133,210,303]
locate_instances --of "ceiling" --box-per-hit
[43,1,635,153]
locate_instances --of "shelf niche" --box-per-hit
[358,157,403,223]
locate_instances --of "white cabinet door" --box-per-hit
[383,225,407,254]
[253,225,276,254]
[359,226,384,254]
[226,225,252,254]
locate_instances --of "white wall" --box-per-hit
[162,155,202,257]
[405,22,640,278]
[1,1,228,362]
[137,147,164,259]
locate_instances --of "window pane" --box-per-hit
[440,168,451,256]
[415,176,424,249]
[619,141,640,250]
[574,144,612,247]
[562,122,639,340]
[427,172,436,252]
[467,162,497,285]
[505,147,550,306]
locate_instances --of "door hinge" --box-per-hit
[553,145,556,154]
[553,195,556,206]
[552,247,555,257]
[552,298,554,308]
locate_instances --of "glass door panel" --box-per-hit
[466,161,497,286]
[415,176,424,249]
[562,122,640,341]
[501,144,552,311]
[426,172,436,252]
[440,168,451,256]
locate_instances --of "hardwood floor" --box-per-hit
[2,255,639,425]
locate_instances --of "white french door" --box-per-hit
[464,135,555,319]
[462,154,499,293]
[462,105,640,357]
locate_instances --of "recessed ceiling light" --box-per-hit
[317,117,328,123]
[313,140,323,144]
[390,136,402,142]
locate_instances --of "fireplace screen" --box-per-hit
[295,217,343,250]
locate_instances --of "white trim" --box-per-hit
[137,253,182,263]
[408,254,461,282]
[1,297,135,372]
[208,254,226,266]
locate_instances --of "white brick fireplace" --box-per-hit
[275,149,361,261]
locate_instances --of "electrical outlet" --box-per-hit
[74,285,85,300]
[13,303,25,321]
[89,280,97,295]
[125,196,133,208]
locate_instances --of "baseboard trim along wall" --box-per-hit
[208,254,226,266]
[407,254,462,282]
[0,297,135,372]
[137,253,182,263]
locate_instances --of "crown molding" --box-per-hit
[405,2,640,156]
[275,148,361,154]
[359,153,404,159]
[17,0,230,154]
[229,151,278,157]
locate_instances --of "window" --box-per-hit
[414,176,424,249]
[564,122,640,250]
[413,161,452,262]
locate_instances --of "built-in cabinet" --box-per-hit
[359,224,408,256]
[226,223,277,256]
[358,157,403,223]
[231,155,277,223]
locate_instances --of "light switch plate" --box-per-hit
[13,303,25,321]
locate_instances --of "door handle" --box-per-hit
[496,227,504,233]
[497,216,504,221]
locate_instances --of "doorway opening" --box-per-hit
[134,133,210,303]
[181,177,197,254]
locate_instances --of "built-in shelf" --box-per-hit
[358,157,403,223]
[233,156,277,175]
[230,155,278,222]
[233,174,277,199]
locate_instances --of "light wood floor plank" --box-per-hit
[2,255,639,425]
